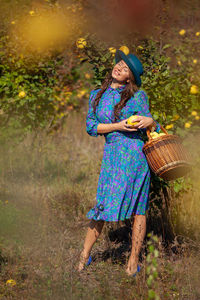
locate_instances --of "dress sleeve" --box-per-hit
[135,90,161,133]
[86,90,103,137]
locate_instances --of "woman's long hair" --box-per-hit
[91,68,139,122]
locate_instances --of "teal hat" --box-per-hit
[115,49,143,87]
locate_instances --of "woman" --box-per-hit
[78,49,161,276]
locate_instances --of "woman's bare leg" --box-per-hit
[125,213,146,275]
[78,219,104,271]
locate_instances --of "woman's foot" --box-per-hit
[125,255,138,276]
[77,250,90,272]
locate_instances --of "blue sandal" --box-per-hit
[85,255,92,266]
[132,265,141,277]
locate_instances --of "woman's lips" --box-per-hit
[114,69,120,75]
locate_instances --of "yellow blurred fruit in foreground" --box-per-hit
[179,29,186,36]
[119,46,129,55]
[195,32,200,36]
[29,10,35,16]
[195,116,199,120]
[18,91,26,98]
[76,38,87,49]
[193,59,197,64]
[191,110,197,116]
[185,122,191,128]
[127,115,140,126]
[190,85,199,94]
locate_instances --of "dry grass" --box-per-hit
[0,111,200,299]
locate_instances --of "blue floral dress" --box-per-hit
[85,84,161,222]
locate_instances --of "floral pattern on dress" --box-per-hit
[85,84,161,221]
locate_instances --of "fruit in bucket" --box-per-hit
[127,115,140,127]
[150,132,159,139]
[150,131,166,139]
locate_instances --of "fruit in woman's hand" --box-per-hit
[127,115,140,127]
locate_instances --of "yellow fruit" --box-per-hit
[77,89,87,98]
[119,46,129,55]
[165,124,174,130]
[195,32,200,36]
[172,114,180,121]
[85,73,91,79]
[190,85,199,94]
[158,133,166,136]
[177,60,181,66]
[11,21,15,25]
[193,59,197,64]
[195,115,199,120]
[179,29,186,36]
[29,10,35,16]
[18,91,26,98]
[76,38,87,49]
[6,279,16,286]
[185,122,191,128]
[191,110,197,116]
[108,47,116,54]
[150,132,160,139]
[127,115,140,126]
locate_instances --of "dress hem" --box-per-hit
[86,211,148,222]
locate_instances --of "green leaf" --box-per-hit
[148,289,156,299]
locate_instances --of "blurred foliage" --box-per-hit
[0,0,89,131]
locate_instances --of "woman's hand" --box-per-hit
[128,116,154,129]
[117,116,154,132]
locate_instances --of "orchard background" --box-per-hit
[0,0,200,299]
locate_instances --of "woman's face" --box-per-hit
[112,59,131,83]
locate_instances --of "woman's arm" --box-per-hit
[96,123,119,134]
[86,90,103,137]
[86,89,120,136]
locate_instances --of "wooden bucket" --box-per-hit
[142,125,193,181]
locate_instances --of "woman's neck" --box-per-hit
[110,81,126,89]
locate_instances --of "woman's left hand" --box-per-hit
[125,116,154,129]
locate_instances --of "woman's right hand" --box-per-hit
[116,119,139,132]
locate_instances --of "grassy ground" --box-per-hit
[0,111,200,299]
